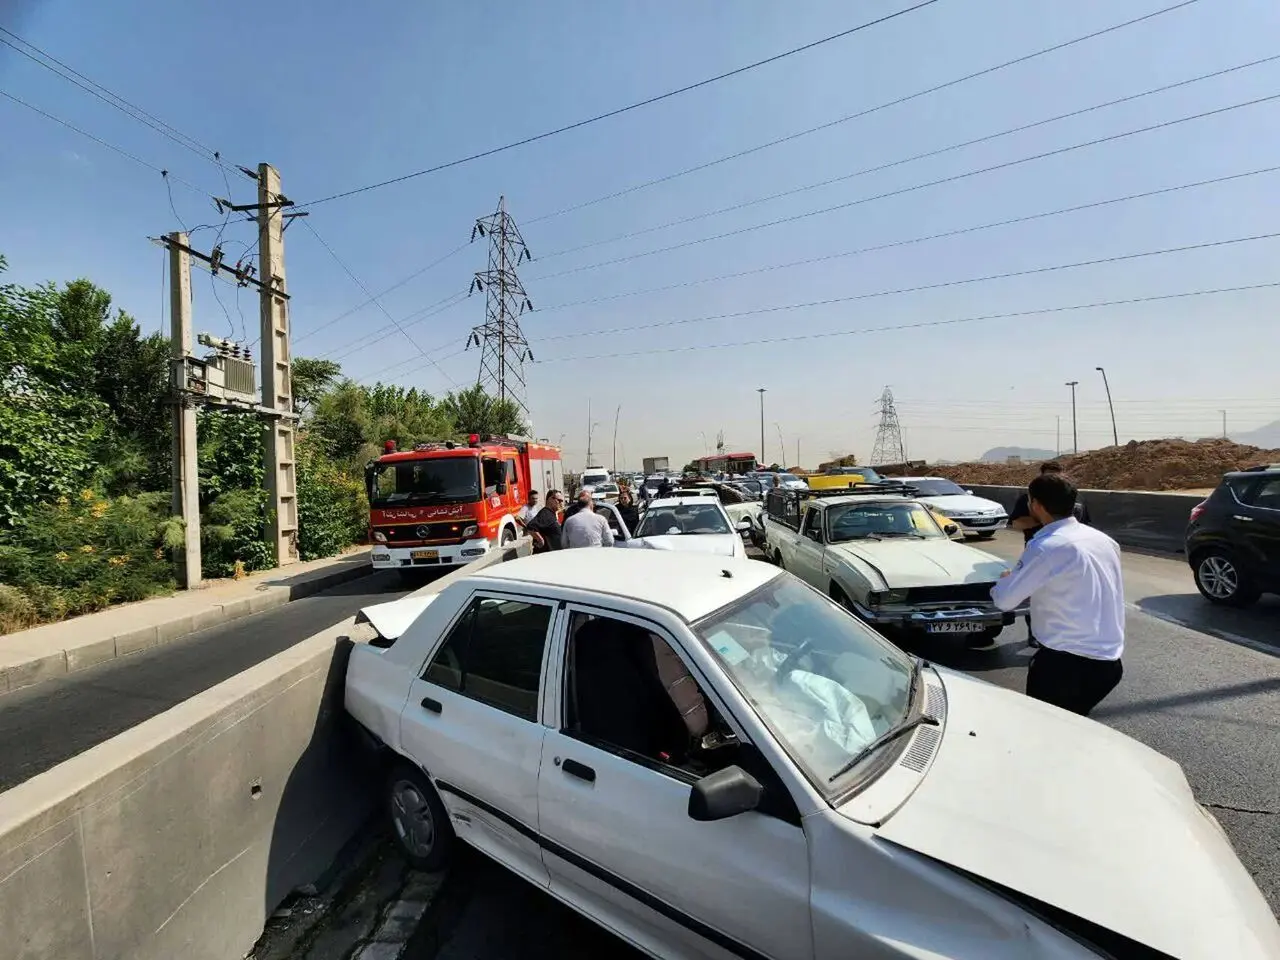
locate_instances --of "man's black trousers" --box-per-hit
[1026,646,1123,716]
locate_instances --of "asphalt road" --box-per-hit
[403,532,1280,958]
[0,569,412,793]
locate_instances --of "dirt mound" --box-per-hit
[933,438,1280,491]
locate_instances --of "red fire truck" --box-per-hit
[365,434,563,575]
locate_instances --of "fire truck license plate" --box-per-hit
[411,549,439,560]
[927,621,982,634]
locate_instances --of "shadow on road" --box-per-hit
[1095,676,1280,720]
[1135,594,1280,657]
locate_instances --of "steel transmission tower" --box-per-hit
[467,196,534,415]
[871,386,907,465]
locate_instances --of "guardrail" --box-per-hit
[0,538,532,960]
[964,485,1201,554]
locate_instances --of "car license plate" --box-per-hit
[926,621,982,634]
[411,549,439,560]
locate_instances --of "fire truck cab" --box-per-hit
[365,434,562,575]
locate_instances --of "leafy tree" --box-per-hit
[440,384,528,438]
[292,357,342,415]
[309,381,452,467]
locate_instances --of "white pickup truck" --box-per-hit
[763,486,1018,646]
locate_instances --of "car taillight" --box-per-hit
[1189,501,1207,523]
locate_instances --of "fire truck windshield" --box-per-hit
[368,457,481,507]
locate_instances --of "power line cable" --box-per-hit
[300,219,461,387]
[0,27,248,175]
[538,53,1280,260]
[293,242,471,344]
[319,292,471,363]
[528,91,1280,282]
[295,0,941,208]
[534,281,1280,363]
[525,0,1206,225]
[531,164,1280,314]
[0,88,210,194]
[534,232,1280,342]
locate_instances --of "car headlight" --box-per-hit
[869,589,909,605]
[373,531,388,543]
[932,506,954,516]
[461,524,479,537]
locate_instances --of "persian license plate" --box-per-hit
[926,621,982,634]
[411,549,439,560]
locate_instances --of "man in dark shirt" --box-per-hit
[526,490,564,553]
[1009,462,1091,646]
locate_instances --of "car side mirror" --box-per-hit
[688,766,763,822]
[805,527,822,542]
[945,523,960,536]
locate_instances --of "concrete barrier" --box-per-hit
[964,485,1202,553]
[0,538,531,960]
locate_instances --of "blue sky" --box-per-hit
[3,0,1279,469]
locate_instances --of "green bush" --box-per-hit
[201,487,274,578]
[296,441,368,561]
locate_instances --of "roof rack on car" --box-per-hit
[772,482,918,499]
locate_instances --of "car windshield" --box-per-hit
[368,456,480,506]
[909,479,966,497]
[636,503,731,536]
[696,576,913,793]
[826,501,944,541]
[595,483,619,494]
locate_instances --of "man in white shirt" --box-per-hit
[517,490,539,524]
[562,496,615,549]
[991,473,1124,716]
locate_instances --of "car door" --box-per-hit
[399,590,557,889]
[1234,477,1280,577]
[788,506,826,587]
[537,604,812,960]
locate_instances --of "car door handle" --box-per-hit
[561,758,596,783]
[420,696,442,714]
[1232,515,1254,522]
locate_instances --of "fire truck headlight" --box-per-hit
[373,531,388,543]
[462,524,479,538]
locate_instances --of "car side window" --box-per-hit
[422,596,553,722]
[562,612,740,779]
[801,507,823,541]
[1241,478,1280,511]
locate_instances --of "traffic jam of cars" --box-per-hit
[345,456,1280,960]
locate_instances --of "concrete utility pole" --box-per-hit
[757,388,766,466]
[168,232,202,588]
[1056,416,1061,457]
[1220,409,1228,439]
[1065,381,1080,454]
[612,404,621,474]
[1096,366,1118,446]
[257,164,298,566]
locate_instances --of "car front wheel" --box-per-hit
[1193,550,1261,607]
[387,763,455,871]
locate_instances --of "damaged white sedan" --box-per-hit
[345,551,1279,960]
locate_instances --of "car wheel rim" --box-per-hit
[390,780,434,858]
[1199,555,1238,599]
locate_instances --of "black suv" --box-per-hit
[1185,465,1280,606]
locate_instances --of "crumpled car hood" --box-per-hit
[855,669,1280,960]
[829,538,1007,588]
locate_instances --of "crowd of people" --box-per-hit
[513,461,1127,717]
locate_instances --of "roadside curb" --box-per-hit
[0,550,376,696]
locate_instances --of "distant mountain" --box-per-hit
[1232,420,1280,449]
[979,446,1057,463]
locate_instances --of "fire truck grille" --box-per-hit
[377,522,472,544]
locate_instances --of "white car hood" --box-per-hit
[356,593,440,641]
[627,534,739,557]
[829,538,1007,587]
[920,493,1006,515]
[858,670,1280,959]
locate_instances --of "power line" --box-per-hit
[527,91,1280,283]
[293,242,472,344]
[0,88,210,194]
[533,232,1280,342]
[0,28,247,175]
[295,0,941,208]
[524,0,1206,225]
[319,293,470,363]
[530,164,1280,314]
[533,281,1280,363]
[300,219,461,387]
[537,53,1280,261]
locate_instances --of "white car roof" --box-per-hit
[472,550,777,621]
[645,495,727,509]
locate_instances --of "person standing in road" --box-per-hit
[615,488,640,535]
[564,487,593,522]
[1009,462,1092,647]
[991,473,1124,717]
[563,495,615,548]
[526,491,564,553]
[517,490,539,524]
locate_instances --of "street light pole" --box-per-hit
[1095,366,1118,446]
[612,404,621,474]
[1065,381,1080,454]
[757,387,766,467]
[1220,409,1227,439]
